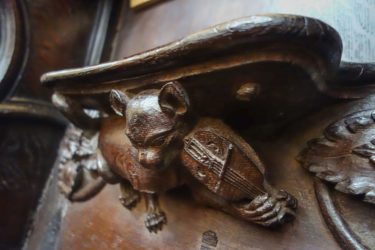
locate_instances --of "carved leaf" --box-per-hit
[298,110,375,204]
[57,126,100,198]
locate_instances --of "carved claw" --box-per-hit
[233,190,297,227]
[276,190,298,210]
[145,210,167,233]
[144,193,167,233]
[119,181,140,210]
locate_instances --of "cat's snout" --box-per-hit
[138,149,162,168]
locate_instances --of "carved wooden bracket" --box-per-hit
[41,14,375,234]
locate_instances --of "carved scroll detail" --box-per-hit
[298,110,375,204]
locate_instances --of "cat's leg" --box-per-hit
[119,180,141,210]
[144,193,167,233]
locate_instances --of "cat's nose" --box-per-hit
[138,149,161,168]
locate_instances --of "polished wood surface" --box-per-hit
[60,184,338,250]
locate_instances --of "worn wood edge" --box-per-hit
[41,14,342,88]
[337,62,375,86]
[0,98,66,126]
[22,157,69,250]
[314,179,370,250]
[47,48,327,98]
[327,62,375,98]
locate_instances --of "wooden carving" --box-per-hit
[57,126,106,201]
[299,110,375,204]
[102,82,297,232]
[41,14,375,243]
[52,83,299,232]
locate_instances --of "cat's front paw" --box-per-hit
[145,210,167,233]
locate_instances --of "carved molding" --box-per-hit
[314,179,370,250]
[41,15,345,95]
[0,97,66,125]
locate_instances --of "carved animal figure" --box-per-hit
[99,81,298,232]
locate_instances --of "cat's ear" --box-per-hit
[109,89,129,116]
[158,81,190,116]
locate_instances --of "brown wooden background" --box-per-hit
[20,0,375,249]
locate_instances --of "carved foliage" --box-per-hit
[57,126,105,201]
[299,110,375,204]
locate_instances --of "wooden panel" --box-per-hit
[15,0,99,100]
[59,183,339,250]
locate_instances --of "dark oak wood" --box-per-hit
[315,179,369,250]
[0,114,64,249]
[41,15,343,91]
[0,0,370,249]
[38,12,375,250]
